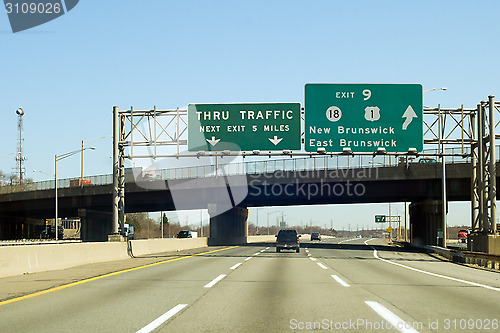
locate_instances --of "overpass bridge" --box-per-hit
[0,152,479,246]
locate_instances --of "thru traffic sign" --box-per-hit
[188,103,301,151]
[305,84,423,153]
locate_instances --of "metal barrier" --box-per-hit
[463,251,500,270]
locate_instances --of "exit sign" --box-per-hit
[305,84,423,153]
[375,215,386,223]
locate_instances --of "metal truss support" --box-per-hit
[113,106,125,238]
[472,96,498,235]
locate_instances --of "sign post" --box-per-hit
[188,103,301,151]
[305,84,423,153]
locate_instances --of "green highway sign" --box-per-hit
[188,103,301,151]
[305,84,423,153]
[375,215,386,223]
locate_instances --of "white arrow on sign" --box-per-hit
[268,136,283,146]
[206,136,221,147]
[402,105,417,130]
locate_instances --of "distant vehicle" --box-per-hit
[40,225,63,239]
[458,229,468,243]
[311,232,321,241]
[123,223,134,240]
[276,229,300,253]
[177,230,192,238]
[356,234,362,238]
[418,157,437,164]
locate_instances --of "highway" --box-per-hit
[0,238,499,332]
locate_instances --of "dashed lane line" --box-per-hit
[136,304,188,333]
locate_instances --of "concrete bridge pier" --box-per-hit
[409,199,444,247]
[79,209,113,242]
[208,206,248,246]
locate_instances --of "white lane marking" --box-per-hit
[364,239,500,293]
[253,252,260,256]
[307,253,311,256]
[230,263,242,270]
[339,238,358,244]
[317,263,328,270]
[245,257,252,261]
[309,257,317,261]
[331,275,350,287]
[136,304,188,333]
[204,274,226,288]
[305,249,309,253]
[365,301,419,333]
[260,249,266,252]
[265,247,270,250]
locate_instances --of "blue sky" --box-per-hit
[1,1,498,229]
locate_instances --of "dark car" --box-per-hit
[177,230,192,238]
[276,229,300,253]
[311,232,321,241]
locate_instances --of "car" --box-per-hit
[310,232,321,241]
[177,230,192,238]
[356,234,362,238]
[276,229,300,253]
[418,157,437,164]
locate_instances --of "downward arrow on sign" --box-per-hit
[269,136,283,146]
[206,136,221,147]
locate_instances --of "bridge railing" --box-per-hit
[0,146,478,194]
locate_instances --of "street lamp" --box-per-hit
[55,147,96,240]
[266,211,280,235]
[423,87,447,95]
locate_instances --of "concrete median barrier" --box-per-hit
[0,242,128,279]
[129,238,208,257]
[247,235,277,243]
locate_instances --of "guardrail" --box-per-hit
[0,146,474,195]
[463,251,500,270]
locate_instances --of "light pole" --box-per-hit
[423,87,447,95]
[266,211,280,235]
[55,147,96,240]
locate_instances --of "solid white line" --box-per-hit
[331,275,350,287]
[365,301,419,333]
[204,274,226,288]
[317,263,327,270]
[245,257,252,261]
[309,257,317,261]
[230,263,242,270]
[364,239,500,293]
[136,304,188,333]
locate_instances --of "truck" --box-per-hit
[121,223,134,240]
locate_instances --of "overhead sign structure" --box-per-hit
[305,84,423,153]
[375,215,386,223]
[188,103,301,151]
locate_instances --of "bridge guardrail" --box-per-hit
[462,251,500,271]
[0,146,475,195]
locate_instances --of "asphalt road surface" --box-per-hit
[1,237,499,332]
